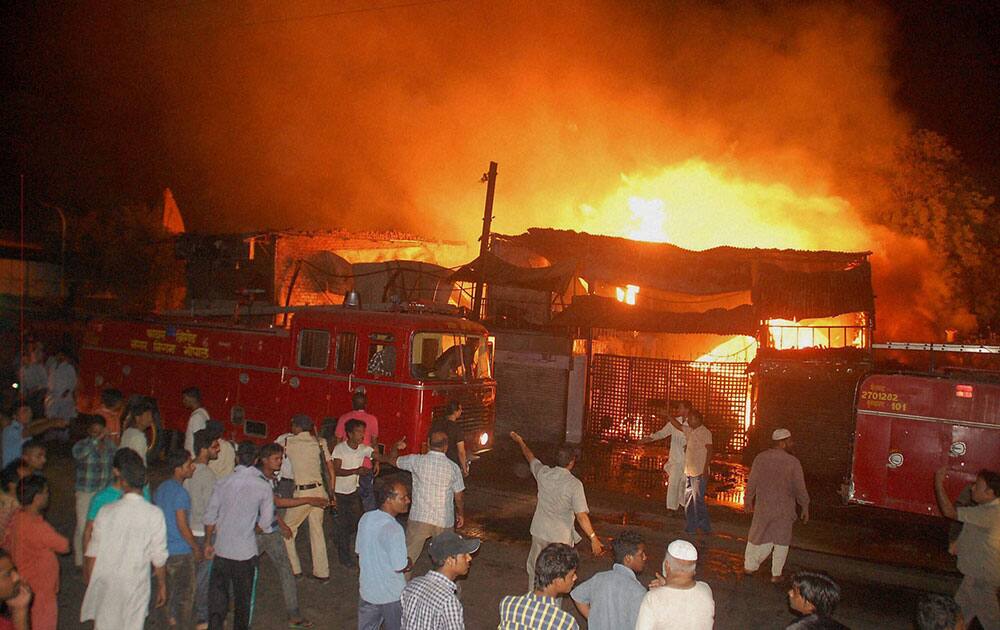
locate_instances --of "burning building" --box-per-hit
[453,227,874,482]
[176,229,473,313]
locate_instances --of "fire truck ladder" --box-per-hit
[872,342,1000,354]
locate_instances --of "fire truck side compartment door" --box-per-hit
[883,417,950,513]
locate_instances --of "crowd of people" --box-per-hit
[0,376,995,629]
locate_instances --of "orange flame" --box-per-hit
[575,160,870,251]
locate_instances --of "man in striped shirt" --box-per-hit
[499,543,580,630]
[400,531,480,629]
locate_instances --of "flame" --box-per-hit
[615,284,640,305]
[766,314,867,350]
[695,335,758,363]
[575,160,870,252]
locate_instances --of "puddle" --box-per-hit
[579,443,748,509]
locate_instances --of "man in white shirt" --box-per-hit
[81,449,168,630]
[639,400,691,511]
[331,418,374,567]
[44,349,76,441]
[382,430,465,572]
[206,420,236,479]
[184,429,220,629]
[665,410,714,534]
[182,387,210,456]
[635,540,714,630]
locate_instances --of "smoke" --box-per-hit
[142,0,959,337]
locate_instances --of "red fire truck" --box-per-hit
[76,306,497,457]
[848,342,1000,515]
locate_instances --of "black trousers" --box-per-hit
[334,490,363,562]
[208,555,258,630]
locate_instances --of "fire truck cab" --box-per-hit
[77,307,497,457]
[848,343,1000,516]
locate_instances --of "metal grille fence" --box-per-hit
[588,354,752,454]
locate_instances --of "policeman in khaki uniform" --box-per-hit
[282,414,336,581]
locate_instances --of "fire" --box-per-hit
[576,159,869,252]
[766,314,867,350]
[695,335,758,363]
[615,284,639,305]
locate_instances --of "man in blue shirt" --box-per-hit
[154,449,198,627]
[356,477,411,630]
[570,530,650,630]
[203,442,274,630]
[1,405,66,468]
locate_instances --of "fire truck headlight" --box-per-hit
[479,432,489,446]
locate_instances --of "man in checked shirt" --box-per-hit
[400,531,481,629]
[383,430,466,570]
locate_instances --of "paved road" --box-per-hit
[35,444,958,629]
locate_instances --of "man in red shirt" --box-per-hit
[6,475,69,630]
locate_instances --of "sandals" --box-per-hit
[289,619,315,628]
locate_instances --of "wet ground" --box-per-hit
[35,440,961,629]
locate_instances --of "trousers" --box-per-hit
[193,536,211,625]
[283,486,330,578]
[335,491,363,564]
[208,556,257,630]
[358,598,402,630]
[526,536,556,592]
[256,529,301,619]
[74,490,96,566]
[164,553,195,625]
[955,575,1000,630]
[743,541,790,577]
[665,463,685,511]
[684,475,711,533]
[359,472,376,512]
[405,520,447,577]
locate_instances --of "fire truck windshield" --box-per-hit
[411,332,491,381]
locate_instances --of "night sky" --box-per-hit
[2,1,997,237]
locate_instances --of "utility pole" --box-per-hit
[471,161,498,321]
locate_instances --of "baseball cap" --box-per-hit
[428,531,481,563]
[772,428,791,441]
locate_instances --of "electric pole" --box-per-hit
[471,161,498,321]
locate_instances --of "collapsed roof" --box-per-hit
[461,228,873,331]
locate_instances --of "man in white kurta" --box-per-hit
[640,401,690,511]
[81,487,169,629]
[44,350,77,421]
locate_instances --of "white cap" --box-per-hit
[772,428,791,441]
[667,539,698,562]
